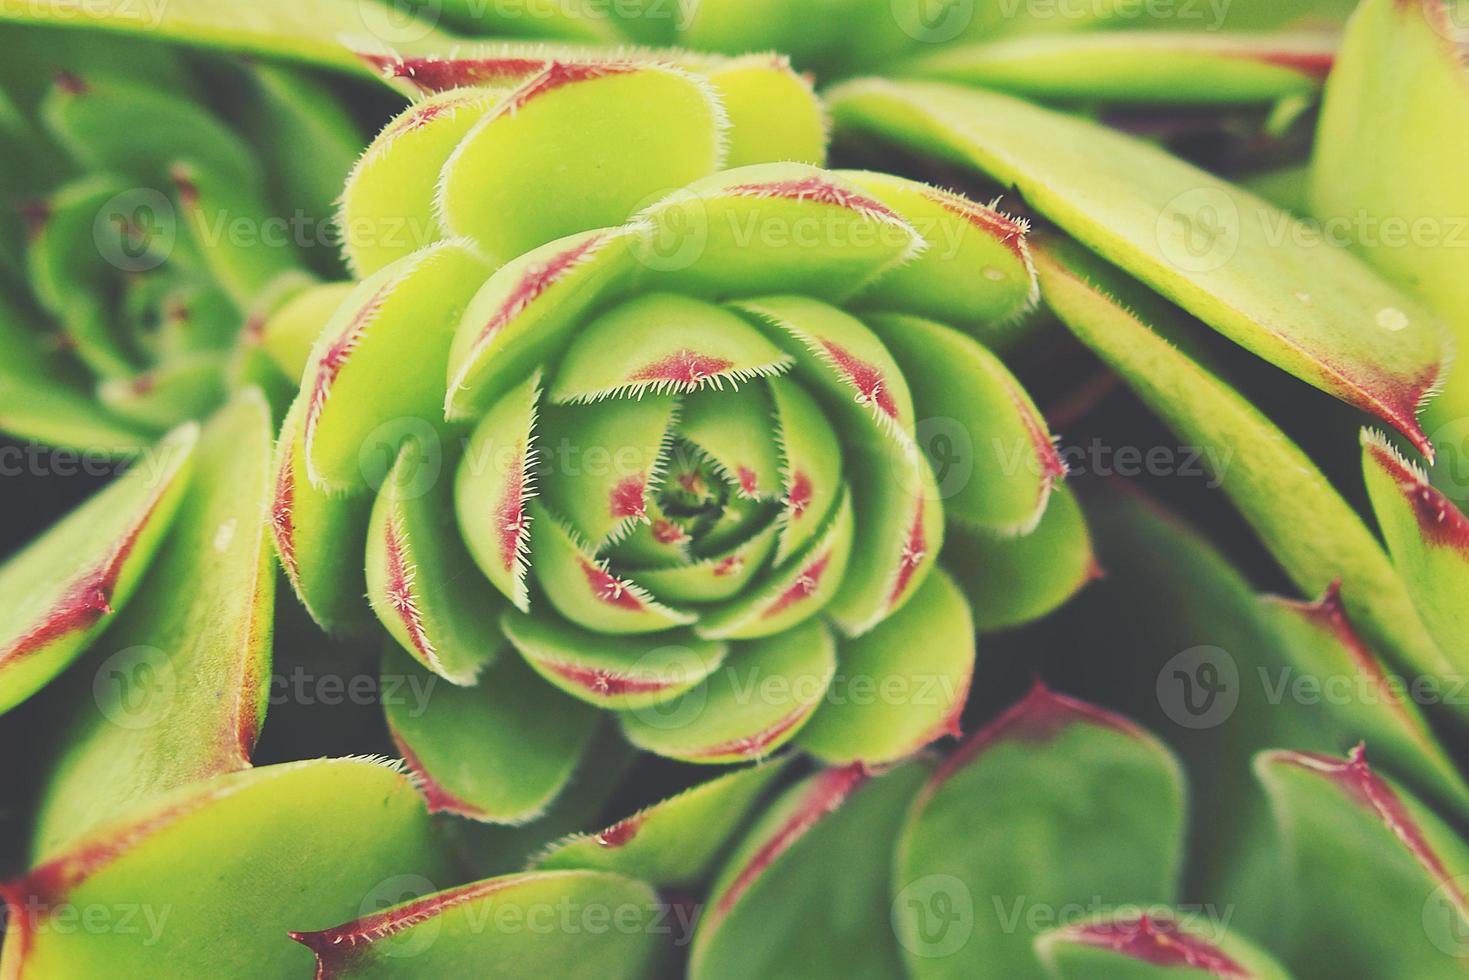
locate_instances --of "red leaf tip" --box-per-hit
[1366,433,1469,551]
[1271,745,1469,913]
[933,681,1144,786]
[1060,913,1251,978]
[712,763,867,919]
[53,70,87,95]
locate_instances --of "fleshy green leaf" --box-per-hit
[259,280,354,383]
[735,296,915,446]
[768,378,842,565]
[844,171,1037,332]
[1065,488,1332,947]
[290,870,662,979]
[0,0,457,75]
[383,643,598,824]
[455,371,541,613]
[269,398,372,632]
[1032,239,1457,715]
[902,32,1334,105]
[297,240,489,492]
[631,521,781,604]
[535,758,790,885]
[866,312,1063,533]
[548,292,792,404]
[30,392,274,855]
[528,503,696,635]
[446,226,641,421]
[827,436,943,636]
[636,164,923,303]
[799,568,972,764]
[896,685,1186,979]
[1361,431,1469,677]
[1309,0,1469,428]
[436,63,725,265]
[367,439,505,684]
[703,55,826,169]
[0,759,446,978]
[0,374,147,456]
[1262,582,1469,821]
[340,86,501,278]
[1257,747,1469,978]
[538,395,679,548]
[944,483,1097,633]
[0,425,195,714]
[1036,911,1291,980]
[501,610,727,710]
[691,762,929,980]
[619,618,836,764]
[830,79,1446,453]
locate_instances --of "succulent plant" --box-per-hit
[3,0,1469,978]
[281,56,1062,774]
[0,23,367,454]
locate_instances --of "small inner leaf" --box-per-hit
[528,503,696,635]
[368,439,506,685]
[549,292,793,404]
[501,610,727,710]
[537,394,680,549]
[619,617,836,764]
[696,490,854,641]
[455,372,542,614]
[679,383,785,500]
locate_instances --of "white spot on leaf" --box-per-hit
[1377,307,1410,332]
[213,518,237,553]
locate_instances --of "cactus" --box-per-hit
[1,0,1469,978]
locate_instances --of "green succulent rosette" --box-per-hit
[0,23,363,453]
[3,0,1469,977]
[267,58,1076,815]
